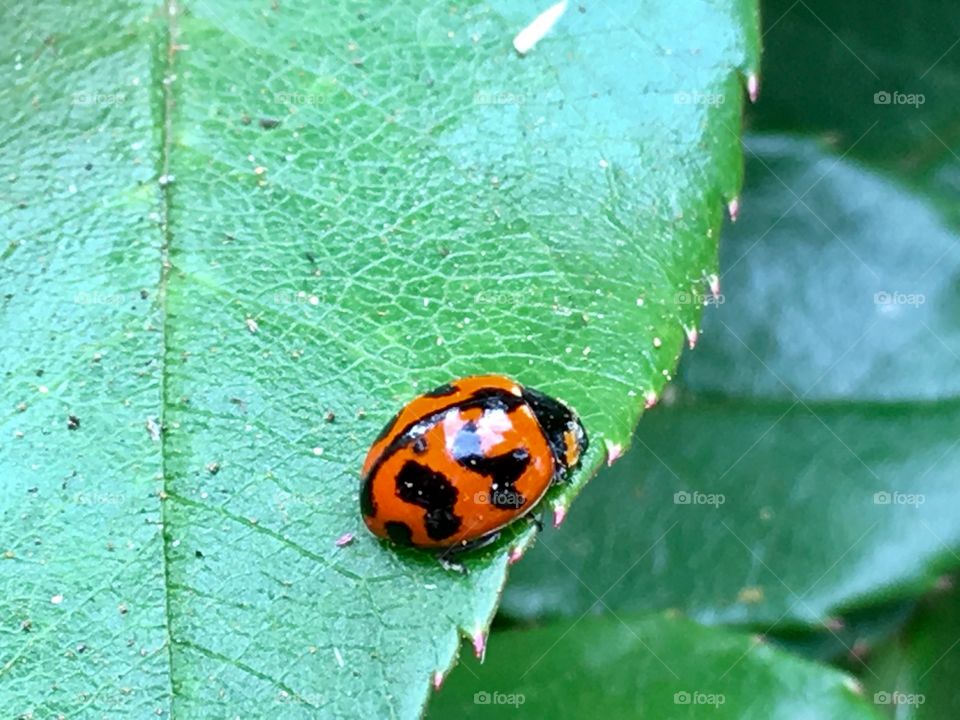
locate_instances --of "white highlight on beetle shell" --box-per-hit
[513,1,568,55]
[443,407,514,455]
[442,411,467,453]
[475,408,514,453]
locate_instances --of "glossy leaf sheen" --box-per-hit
[0,0,758,717]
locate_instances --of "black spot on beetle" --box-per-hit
[360,475,377,518]
[395,461,460,540]
[424,508,461,540]
[468,387,518,411]
[385,521,413,546]
[521,386,584,469]
[459,448,530,509]
[422,382,457,398]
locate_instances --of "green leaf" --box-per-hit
[427,614,882,719]
[751,0,959,202]
[771,599,917,664]
[0,0,759,717]
[502,134,960,630]
[865,586,960,718]
[501,0,960,632]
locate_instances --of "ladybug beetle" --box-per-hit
[360,375,587,551]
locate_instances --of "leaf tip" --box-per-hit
[603,439,623,466]
[552,503,568,528]
[472,628,487,662]
[747,73,760,103]
[823,616,845,631]
[727,197,740,223]
[842,677,864,696]
[707,273,721,300]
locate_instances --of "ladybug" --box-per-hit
[360,375,587,551]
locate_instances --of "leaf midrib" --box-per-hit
[157,0,178,712]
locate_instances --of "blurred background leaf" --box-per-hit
[866,585,960,718]
[428,613,883,719]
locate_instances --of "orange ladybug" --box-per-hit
[360,375,587,550]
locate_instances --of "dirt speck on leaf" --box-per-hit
[145,417,161,442]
